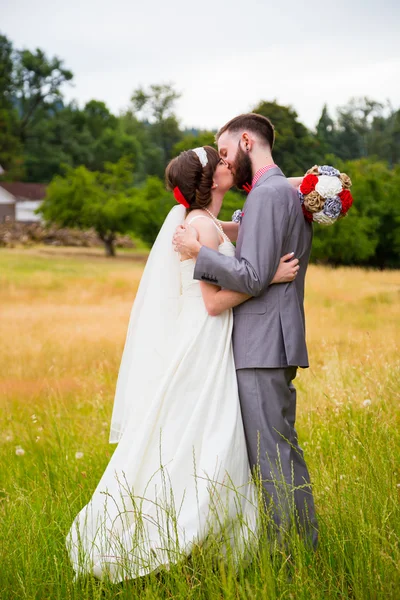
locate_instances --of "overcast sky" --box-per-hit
[2,0,400,131]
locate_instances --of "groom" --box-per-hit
[173,113,318,548]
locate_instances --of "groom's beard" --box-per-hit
[232,143,253,190]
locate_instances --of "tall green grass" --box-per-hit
[1,248,399,599]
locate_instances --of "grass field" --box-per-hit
[1,245,399,599]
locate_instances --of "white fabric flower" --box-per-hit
[315,175,343,199]
[313,210,336,226]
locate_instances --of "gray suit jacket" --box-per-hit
[193,167,312,369]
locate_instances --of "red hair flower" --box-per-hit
[338,189,353,215]
[173,187,190,209]
[300,174,318,196]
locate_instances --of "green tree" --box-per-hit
[89,126,142,173]
[315,98,400,168]
[345,159,400,268]
[119,110,165,179]
[22,102,94,181]
[0,107,24,179]
[172,131,216,156]
[39,158,150,256]
[311,158,400,268]
[0,33,24,178]
[132,176,177,245]
[252,100,320,174]
[368,107,400,167]
[82,100,117,138]
[0,33,13,101]
[333,97,384,160]
[13,47,73,142]
[310,206,379,266]
[131,84,183,166]
[21,100,144,182]
[131,83,179,123]
[315,104,337,157]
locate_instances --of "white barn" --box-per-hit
[0,182,47,223]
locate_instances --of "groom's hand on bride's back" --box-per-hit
[173,224,201,257]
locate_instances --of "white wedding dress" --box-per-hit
[66,209,257,583]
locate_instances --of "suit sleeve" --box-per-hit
[193,186,287,296]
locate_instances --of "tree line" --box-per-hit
[0,33,399,266]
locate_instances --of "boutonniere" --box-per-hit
[232,209,244,224]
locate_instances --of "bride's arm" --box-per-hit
[220,178,302,243]
[205,253,299,316]
[191,219,248,315]
[220,221,239,242]
[288,176,303,188]
[190,219,299,317]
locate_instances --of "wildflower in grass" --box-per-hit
[363,399,372,407]
[15,446,25,456]
[75,452,84,460]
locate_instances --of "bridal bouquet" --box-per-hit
[299,165,353,225]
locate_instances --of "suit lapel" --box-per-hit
[236,167,285,256]
[241,167,284,214]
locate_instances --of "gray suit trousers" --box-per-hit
[236,367,318,549]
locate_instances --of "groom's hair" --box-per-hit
[216,113,275,150]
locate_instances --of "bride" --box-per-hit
[66,146,299,582]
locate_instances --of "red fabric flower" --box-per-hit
[173,186,190,209]
[300,174,318,195]
[302,204,313,223]
[338,189,353,214]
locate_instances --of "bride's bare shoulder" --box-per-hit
[185,211,220,247]
[185,209,207,224]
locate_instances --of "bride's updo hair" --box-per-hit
[165,146,220,212]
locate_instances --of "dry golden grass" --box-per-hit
[1,248,398,416]
[301,264,400,413]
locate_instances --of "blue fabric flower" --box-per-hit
[232,209,243,223]
[297,190,305,205]
[323,196,342,218]
[319,165,340,177]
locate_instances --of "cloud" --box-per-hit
[2,0,399,130]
